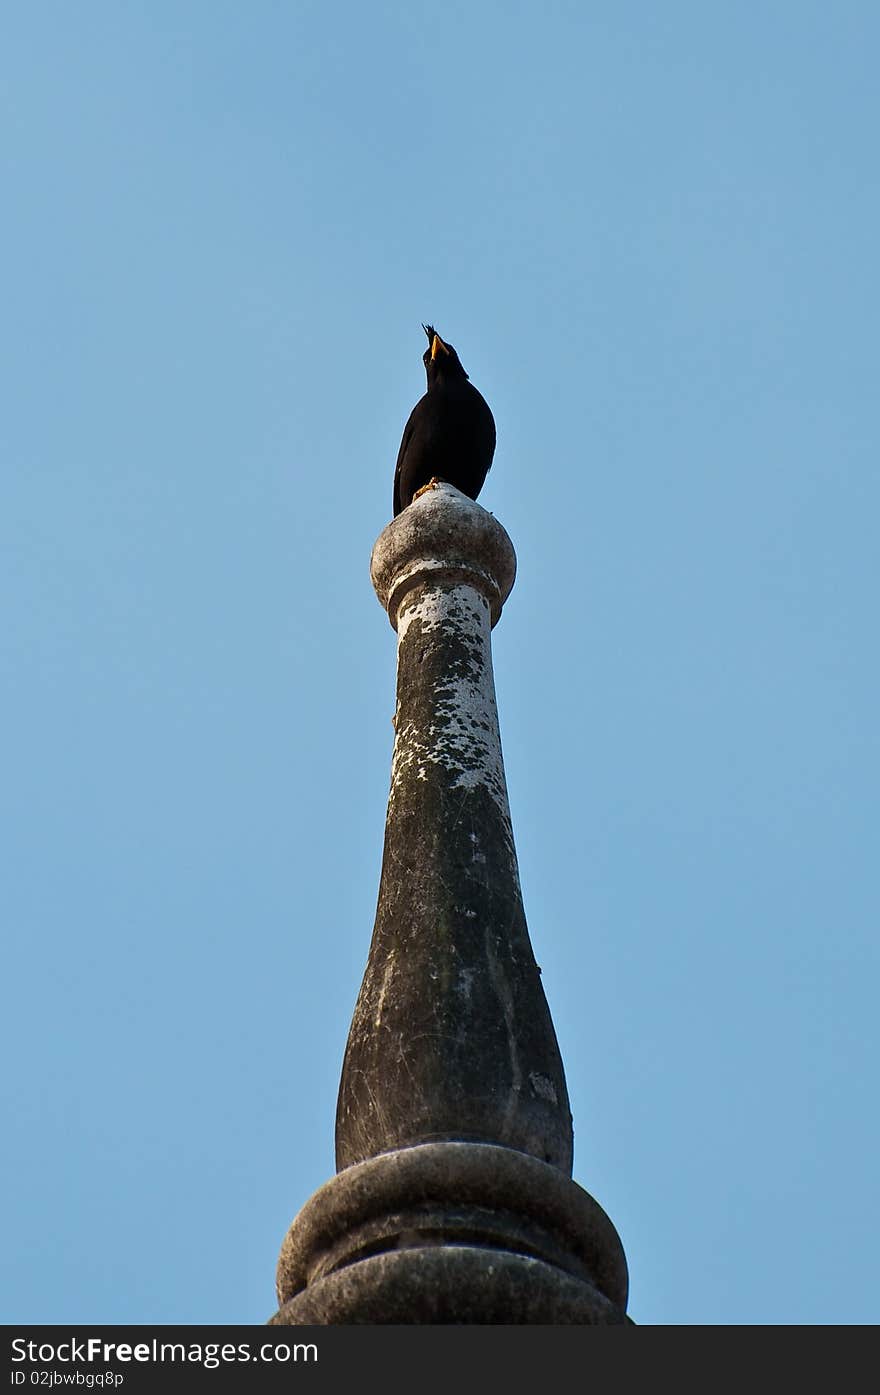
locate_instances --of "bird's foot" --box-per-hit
[412,476,445,502]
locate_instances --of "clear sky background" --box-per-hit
[3,2,877,1326]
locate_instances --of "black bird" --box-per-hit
[393,324,496,517]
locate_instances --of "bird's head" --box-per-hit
[421,324,469,384]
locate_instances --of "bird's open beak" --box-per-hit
[430,332,449,361]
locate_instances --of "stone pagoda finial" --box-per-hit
[270,484,629,1324]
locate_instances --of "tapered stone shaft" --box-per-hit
[336,483,573,1171]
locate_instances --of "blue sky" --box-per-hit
[3,2,877,1325]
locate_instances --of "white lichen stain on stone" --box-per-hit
[392,582,520,876]
[528,1072,559,1106]
[373,948,396,1029]
[457,967,476,1000]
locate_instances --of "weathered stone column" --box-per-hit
[271,483,629,1324]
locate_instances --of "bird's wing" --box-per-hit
[393,410,417,517]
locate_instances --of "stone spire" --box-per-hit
[270,483,629,1324]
